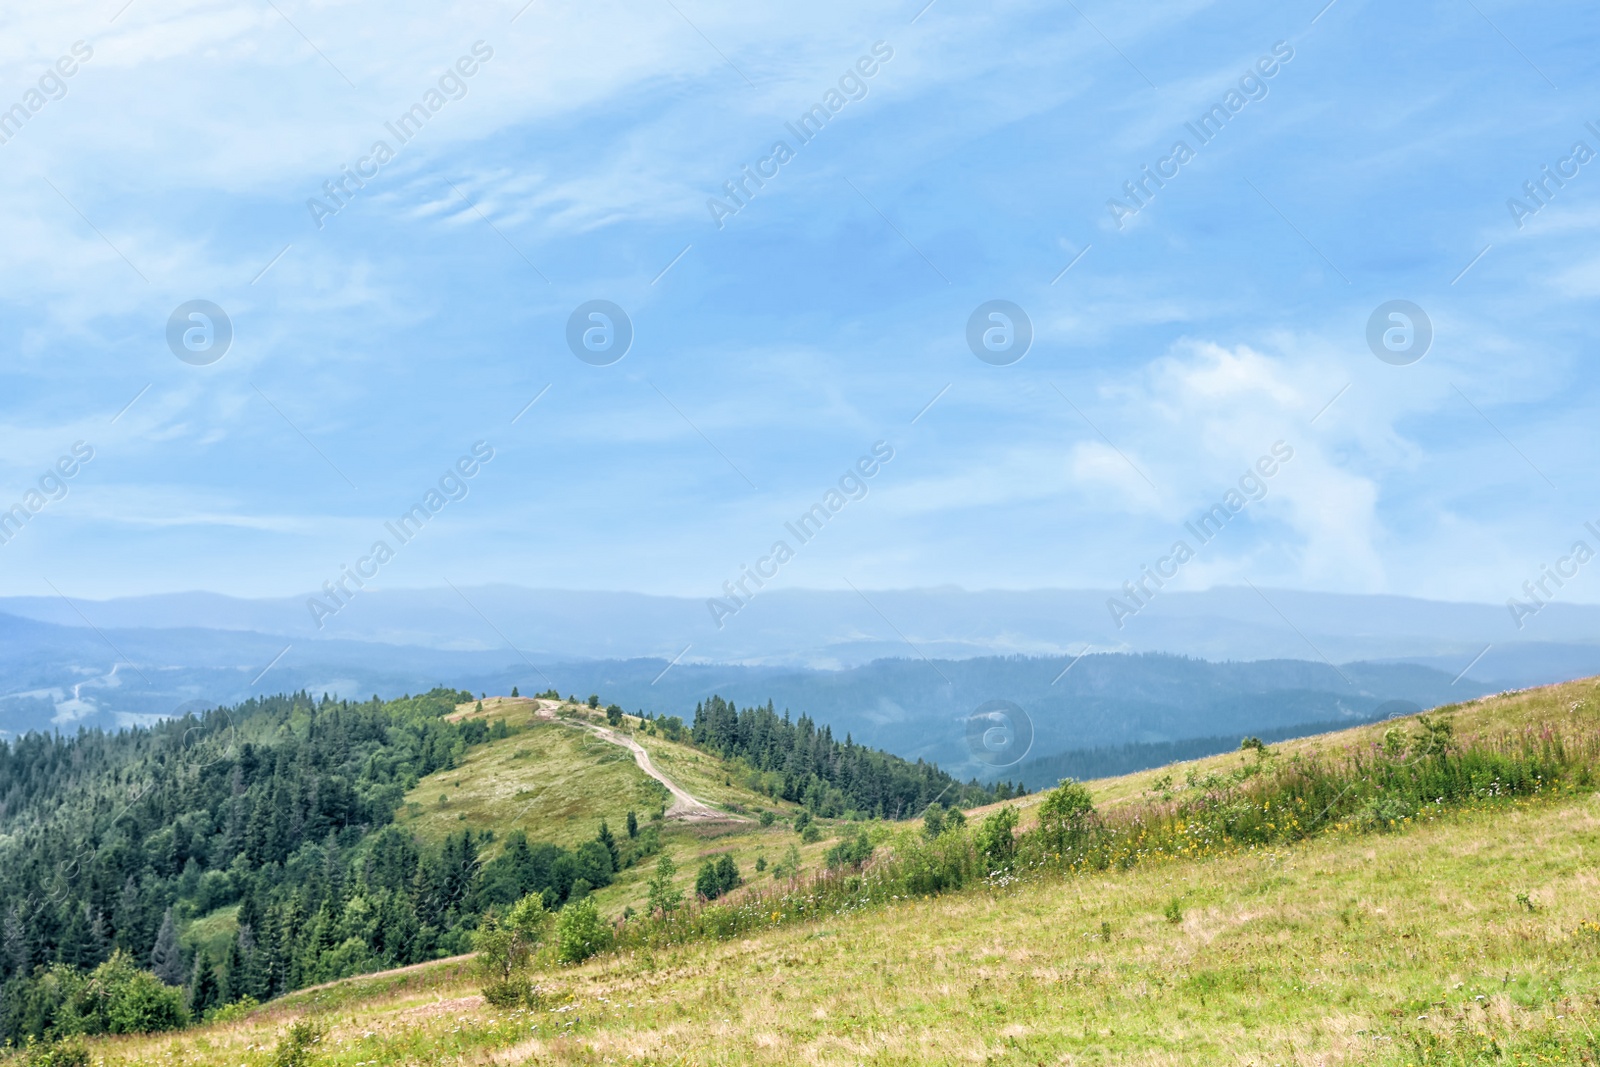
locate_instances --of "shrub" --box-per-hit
[824,828,874,870]
[555,897,612,963]
[1163,897,1184,924]
[800,823,822,844]
[895,822,974,895]
[208,996,259,1024]
[974,806,1019,870]
[695,855,741,901]
[475,893,550,984]
[646,855,683,915]
[270,1018,325,1067]
[759,809,775,827]
[52,951,186,1037]
[1034,780,1097,854]
[19,1036,90,1067]
[771,843,802,881]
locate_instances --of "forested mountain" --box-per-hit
[0,687,991,1043]
[684,696,1012,817]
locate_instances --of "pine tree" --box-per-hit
[189,950,220,1017]
[713,854,740,896]
[597,821,619,868]
[219,932,247,1004]
[3,904,30,979]
[150,907,184,985]
[113,874,143,953]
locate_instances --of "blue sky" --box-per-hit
[1,0,1597,617]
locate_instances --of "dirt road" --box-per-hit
[534,700,739,822]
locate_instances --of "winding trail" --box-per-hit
[533,700,741,822]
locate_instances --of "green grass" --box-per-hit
[398,709,664,853]
[412,698,842,915]
[69,679,1600,1067]
[179,905,239,966]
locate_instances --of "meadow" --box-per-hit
[57,679,1600,1066]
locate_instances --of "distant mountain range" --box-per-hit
[3,582,1590,779]
[3,584,1597,674]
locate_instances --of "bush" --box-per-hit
[824,828,874,870]
[208,996,259,1024]
[759,809,776,827]
[475,893,550,984]
[800,822,822,844]
[894,823,974,895]
[50,951,186,1037]
[19,1036,90,1067]
[770,843,802,881]
[104,969,186,1035]
[555,897,612,963]
[270,1018,325,1067]
[1033,780,1098,855]
[1163,897,1184,924]
[646,855,683,915]
[974,806,1019,870]
[695,855,741,901]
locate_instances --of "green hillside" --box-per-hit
[49,677,1600,1066]
[396,695,825,916]
[395,699,677,852]
[0,685,999,1052]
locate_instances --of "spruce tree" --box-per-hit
[597,821,619,868]
[219,932,247,1004]
[626,810,638,839]
[189,951,220,1017]
[3,905,30,979]
[150,907,184,985]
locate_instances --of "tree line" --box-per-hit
[0,686,997,1045]
[679,695,1016,817]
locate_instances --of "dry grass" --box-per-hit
[82,678,1600,1066]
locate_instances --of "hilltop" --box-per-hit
[41,676,1600,1066]
[0,685,1005,1048]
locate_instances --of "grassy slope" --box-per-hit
[397,699,662,852]
[401,697,824,914]
[89,680,1600,1066]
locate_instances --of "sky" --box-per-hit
[0,0,1597,617]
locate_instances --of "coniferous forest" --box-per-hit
[684,695,1017,817]
[0,687,994,1044]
